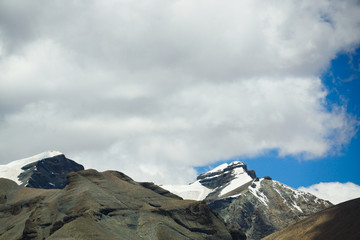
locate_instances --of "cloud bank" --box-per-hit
[299,182,360,204]
[0,0,360,183]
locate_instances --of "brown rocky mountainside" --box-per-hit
[262,197,360,240]
[0,169,241,240]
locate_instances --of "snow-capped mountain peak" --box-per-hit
[0,151,63,184]
[204,161,245,174]
[163,161,332,239]
[162,161,256,200]
[0,151,84,189]
[207,163,229,174]
[218,166,253,197]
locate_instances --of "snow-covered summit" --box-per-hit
[161,161,333,240]
[205,161,245,174]
[0,151,63,184]
[162,161,256,200]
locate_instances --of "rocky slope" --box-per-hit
[262,197,360,240]
[0,169,239,240]
[163,161,332,240]
[209,178,331,240]
[0,151,84,189]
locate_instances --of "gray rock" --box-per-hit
[208,179,332,240]
[18,154,84,189]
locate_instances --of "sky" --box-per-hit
[0,0,359,204]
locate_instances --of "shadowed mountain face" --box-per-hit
[18,154,84,189]
[0,151,84,189]
[0,169,240,240]
[262,197,360,240]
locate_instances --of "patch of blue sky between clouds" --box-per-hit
[196,46,360,190]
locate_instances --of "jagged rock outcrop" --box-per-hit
[0,169,237,240]
[262,197,360,240]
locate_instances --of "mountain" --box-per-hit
[162,162,255,201]
[262,197,360,240]
[0,151,84,189]
[0,153,334,239]
[0,169,238,240]
[162,161,332,240]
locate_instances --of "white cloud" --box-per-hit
[0,0,359,184]
[299,182,360,204]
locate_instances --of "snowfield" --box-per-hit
[161,181,213,201]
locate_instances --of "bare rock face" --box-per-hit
[263,197,360,240]
[0,169,235,240]
[18,154,84,189]
[208,178,332,240]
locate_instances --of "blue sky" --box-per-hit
[197,47,360,190]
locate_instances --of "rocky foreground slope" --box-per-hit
[263,197,360,240]
[0,169,239,240]
[163,162,332,240]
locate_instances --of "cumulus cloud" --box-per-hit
[0,0,359,183]
[299,182,360,204]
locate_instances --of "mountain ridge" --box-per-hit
[0,152,336,239]
[163,160,332,240]
[0,169,240,240]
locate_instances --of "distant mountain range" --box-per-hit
[0,151,358,240]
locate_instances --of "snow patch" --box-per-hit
[274,180,308,199]
[205,161,244,174]
[228,193,242,198]
[272,181,307,212]
[0,151,62,184]
[274,188,287,204]
[207,163,229,173]
[161,181,213,201]
[219,167,253,196]
[249,179,269,206]
[291,203,303,212]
